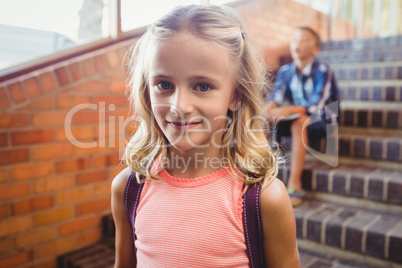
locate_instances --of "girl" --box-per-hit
[112,4,300,268]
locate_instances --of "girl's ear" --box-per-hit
[229,92,242,112]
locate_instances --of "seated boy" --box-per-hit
[265,26,339,207]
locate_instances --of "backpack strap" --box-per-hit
[124,170,145,249]
[243,183,266,268]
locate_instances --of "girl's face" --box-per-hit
[147,34,239,152]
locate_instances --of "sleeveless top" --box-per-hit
[132,167,250,267]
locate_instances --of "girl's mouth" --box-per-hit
[168,121,201,130]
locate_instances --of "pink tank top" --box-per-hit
[134,167,250,267]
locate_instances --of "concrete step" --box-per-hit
[333,65,402,81]
[279,161,402,209]
[293,200,402,266]
[321,35,402,52]
[337,82,402,102]
[339,107,402,130]
[318,48,402,64]
[337,133,401,163]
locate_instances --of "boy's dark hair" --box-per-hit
[296,26,321,48]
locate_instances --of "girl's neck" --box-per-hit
[165,145,224,179]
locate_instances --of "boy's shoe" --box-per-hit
[287,188,305,207]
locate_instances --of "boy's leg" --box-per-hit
[287,114,310,191]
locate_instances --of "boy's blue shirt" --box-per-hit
[269,57,339,120]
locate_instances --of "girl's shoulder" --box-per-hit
[260,178,292,216]
[111,167,132,196]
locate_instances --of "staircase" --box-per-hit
[283,35,402,268]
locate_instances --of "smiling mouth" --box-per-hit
[168,121,201,130]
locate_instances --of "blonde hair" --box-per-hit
[125,4,280,190]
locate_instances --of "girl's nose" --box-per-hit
[170,88,193,115]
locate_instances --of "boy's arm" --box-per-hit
[112,167,137,268]
[261,178,301,268]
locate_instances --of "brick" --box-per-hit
[76,198,110,216]
[12,195,54,215]
[0,132,7,147]
[0,182,30,200]
[360,87,369,100]
[353,138,366,158]
[103,69,126,80]
[68,80,107,93]
[54,66,71,87]
[15,227,58,248]
[293,202,322,238]
[325,209,357,247]
[339,138,350,157]
[332,172,346,195]
[57,187,93,204]
[95,182,111,196]
[372,87,383,101]
[0,204,8,219]
[371,111,383,128]
[360,68,369,79]
[39,71,58,92]
[307,205,339,243]
[33,143,73,160]
[36,236,76,259]
[0,215,31,236]
[76,170,109,185]
[345,211,378,253]
[386,111,399,129]
[372,67,381,79]
[18,96,53,110]
[357,110,367,127]
[110,81,126,93]
[56,95,91,108]
[68,61,84,81]
[387,173,402,204]
[94,54,108,72]
[0,87,11,110]
[0,113,29,128]
[93,95,128,107]
[73,144,110,155]
[11,161,53,180]
[0,148,29,165]
[72,110,100,124]
[8,82,27,104]
[23,77,42,98]
[369,139,383,160]
[82,58,96,77]
[0,169,6,182]
[366,216,399,259]
[26,259,55,268]
[387,140,401,161]
[34,174,74,193]
[55,157,92,173]
[343,110,354,126]
[12,129,54,145]
[32,111,68,127]
[56,126,94,142]
[0,250,33,268]
[34,207,73,226]
[384,66,394,79]
[0,238,12,254]
[77,228,102,247]
[368,172,386,201]
[389,221,402,263]
[386,86,396,101]
[105,50,120,68]
[95,153,120,167]
[59,216,96,236]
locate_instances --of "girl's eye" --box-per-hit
[157,82,173,90]
[195,84,211,92]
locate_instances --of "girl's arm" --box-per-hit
[111,167,137,268]
[260,178,301,268]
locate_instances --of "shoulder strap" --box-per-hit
[124,171,145,245]
[243,183,266,268]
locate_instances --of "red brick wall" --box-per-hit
[0,0,363,267]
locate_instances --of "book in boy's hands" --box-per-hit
[282,113,300,121]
